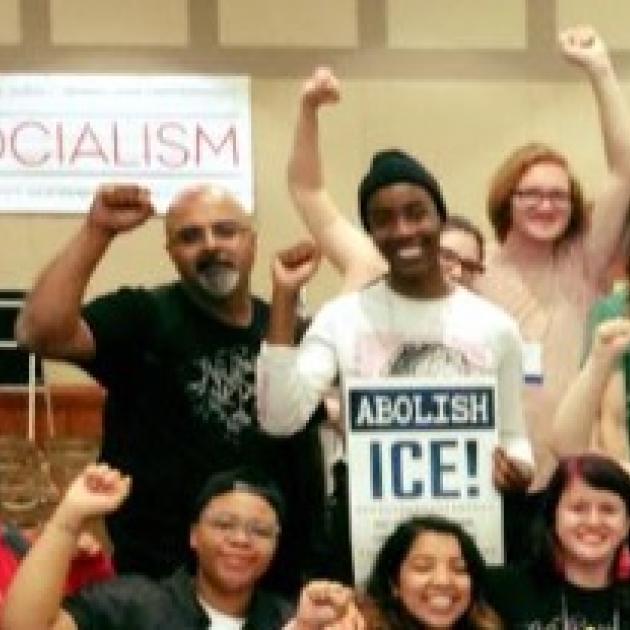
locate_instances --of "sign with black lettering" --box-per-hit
[345,377,503,585]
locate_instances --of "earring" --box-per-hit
[615,543,630,581]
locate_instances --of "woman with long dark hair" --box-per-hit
[291,515,501,629]
[362,515,500,629]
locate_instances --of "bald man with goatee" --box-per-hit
[16,184,325,593]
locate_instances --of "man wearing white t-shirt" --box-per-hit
[257,115,533,489]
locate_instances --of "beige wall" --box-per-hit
[1,0,630,382]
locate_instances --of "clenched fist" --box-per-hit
[88,184,154,237]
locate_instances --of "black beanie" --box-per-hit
[358,149,447,230]
[191,466,286,527]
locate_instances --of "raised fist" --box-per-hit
[272,240,321,295]
[590,317,630,369]
[301,67,341,110]
[294,580,364,630]
[55,463,132,532]
[559,25,611,74]
[88,184,154,237]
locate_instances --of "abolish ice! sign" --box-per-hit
[0,74,252,212]
[345,377,503,585]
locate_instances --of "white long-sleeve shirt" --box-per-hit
[258,280,532,464]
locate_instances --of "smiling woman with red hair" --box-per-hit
[487,453,630,628]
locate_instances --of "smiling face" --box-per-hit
[509,161,572,243]
[365,182,444,295]
[439,227,484,289]
[190,490,279,598]
[394,531,472,629]
[165,187,256,302]
[555,477,630,578]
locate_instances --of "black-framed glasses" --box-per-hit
[512,188,570,207]
[439,247,485,274]
[202,512,280,543]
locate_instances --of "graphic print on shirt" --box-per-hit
[184,345,256,443]
[352,331,492,379]
[388,342,478,377]
[525,613,616,629]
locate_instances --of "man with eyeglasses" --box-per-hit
[15,184,326,594]
[2,464,299,629]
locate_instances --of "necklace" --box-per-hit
[561,591,619,630]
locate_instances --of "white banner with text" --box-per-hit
[0,74,251,212]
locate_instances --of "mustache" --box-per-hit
[195,253,235,274]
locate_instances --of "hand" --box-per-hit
[590,317,630,370]
[293,580,364,630]
[74,530,103,558]
[493,447,533,492]
[272,240,321,296]
[301,67,341,110]
[88,184,154,237]
[559,25,611,74]
[54,464,132,533]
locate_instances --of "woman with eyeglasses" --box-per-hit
[486,453,630,629]
[2,465,295,630]
[286,26,630,485]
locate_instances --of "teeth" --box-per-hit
[427,594,453,609]
[397,246,422,259]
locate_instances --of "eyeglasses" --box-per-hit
[202,512,280,543]
[171,220,249,246]
[512,188,571,207]
[439,247,485,274]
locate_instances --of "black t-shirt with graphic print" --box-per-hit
[486,565,628,629]
[79,283,324,589]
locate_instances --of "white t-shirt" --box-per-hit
[258,280,532,463]
[198,597,246,630]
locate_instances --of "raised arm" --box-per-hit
[559,27,630,278]
[288,67,386,292]
[599,370,630,461]
[15,184,154,361]
[552,318,630,457]
[2,464,131,630]
[258,240,338,436]
[266,240,321,346]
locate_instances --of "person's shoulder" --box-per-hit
[85,284,153,307]
[63,572,161,611]
[485,563,542,607]
[455,287,520,332]
[247,589,294,628]
[316,283,369,316]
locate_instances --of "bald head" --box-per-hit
[165,185,253,244]
[165,184,257,308]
